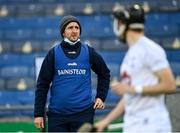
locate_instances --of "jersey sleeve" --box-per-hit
[146,45,169,72]
[88,46,110,102]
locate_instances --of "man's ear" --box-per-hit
[62,32,65,37]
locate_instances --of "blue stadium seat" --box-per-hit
[80,15,114,38]
[44,4,59,16]
[98,2,114,14]
[29,41,43,52]
[107,63,120,78]
[7,0,34,3]
[34,28,59,40]
[0,54,35,67]
[146,13,169,26]
[0,54,20,67]
[106,89,120,104]
[170,62,180,76]
[0,0,6,3]
[20,54,35,67]
[29,67,35,79]
[100,51,125,64]
[158,0,179,11]
[145,24,179,37]
[0,66,29,78]
[35,17,59,28]
[0,13,179,41]
[0,91,19,105]
[101,39,127,51]
[0,79,5,89]
[170,13,180,24]
[0,90,34,105]
[6,78,23,90]
[68,3,86,15]
[82,39,101,50]
[0,30,3,40]
[0,17,29,29]
[0,17,59,30]
[38,0,57,2]
[149,37,161,45]
[6,77,35,90]
[10,41,26,53]
[16,4,44,17]
[91,76,97,89]
[167,50,180,62]
[160,37,177,48]
[0,41,12,53]
[0,18,17,29]
[4,29,33,41]
[40,41,56,52]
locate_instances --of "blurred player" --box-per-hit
[95,4,176,132]
[34,15,110,132]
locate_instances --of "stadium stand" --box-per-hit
[0,79,5,89]
[0,0,179,131]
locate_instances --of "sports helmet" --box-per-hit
[113,4,145,42]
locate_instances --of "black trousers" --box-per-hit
[47,105,95,132]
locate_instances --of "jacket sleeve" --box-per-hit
[34,48,55,117]
[88,46,110,102]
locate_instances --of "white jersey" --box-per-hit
[121,36,172,132]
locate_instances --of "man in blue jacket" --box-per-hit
[34,15,110,132]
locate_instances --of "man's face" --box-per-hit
[63,22,80,42]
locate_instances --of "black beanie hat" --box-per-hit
[60,15,81,37]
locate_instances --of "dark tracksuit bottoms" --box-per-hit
[47,105,95,132]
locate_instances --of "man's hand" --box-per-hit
[94,98,105,109]
[34,117,44,129]
[111,81,135,95]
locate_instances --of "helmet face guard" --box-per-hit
[113,4,145,43]
[113,18,126,42]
